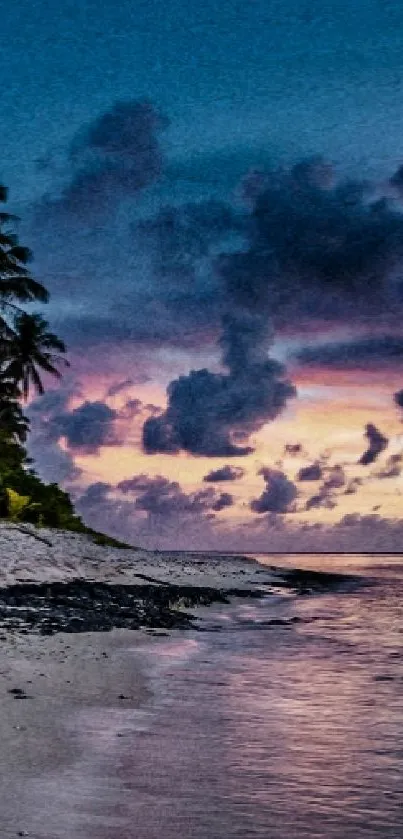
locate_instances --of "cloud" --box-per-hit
[219,158,403,328]
[143,311,296,456]
[117,398,144,420]
[294,335,403,369]
[26,385,84,485]
[250,468,298,514]
[116,473,229,519]
[323,464,346,490]
[305,492,336,511]
[358,423,388,466]
[203,465,245,482]
[305,464,345,510]
[28,381,155,466]
[389,164,403,197]
[31,145,403,374]
[32,194,244,360]
[394,389,403,409]
[136,199,243,282]
[27,386,155,485]
[52,400,119,454]
[297,462,323,481]
[211,492,234,511]
[284,443,303,456]
[244,513,403,554]
[344,477,363,495]
[77,481,112,506]
[74,482,403,553]
[35,100,169,224]
[376,453,403,479]
[28,433,83,485]
[106,377,149,397]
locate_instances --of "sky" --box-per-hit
[2,0,403,550]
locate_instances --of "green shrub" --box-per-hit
[5,487,40,522]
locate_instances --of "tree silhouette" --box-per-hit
[4,312,69,400]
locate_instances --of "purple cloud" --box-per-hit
[251,468,298,514]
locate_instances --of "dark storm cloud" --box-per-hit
[35,100,169,224]
[143,311,296,456]
[358,423,389,466]
[29,142,403,473]
[136,200,244,282]
[250,468,298,514]
[37,195,244,356]
[53,400,119,454]
[203,465,245,483]
[140,154,403,459]
[218,157,403,327]
[294,336,403,369]
[129,199,245,339]
[297,462,323,482]
[116,474,228,518]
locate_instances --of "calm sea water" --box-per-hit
[29,554,403,838]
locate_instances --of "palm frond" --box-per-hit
[7,245,32,264]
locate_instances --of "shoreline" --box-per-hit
[0,523,362,836]
[0,523,268,836]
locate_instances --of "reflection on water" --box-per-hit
[84,555,403,838]
[27,556,403,837]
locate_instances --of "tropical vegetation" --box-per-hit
[0,184,121,540]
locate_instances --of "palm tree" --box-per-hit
[0,186,49,317]
[0,376,29,443]
[0,185,69,447]
[3,312,70,400]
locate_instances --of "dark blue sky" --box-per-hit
[3,0,403,203]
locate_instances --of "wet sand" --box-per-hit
[0,627,152,836]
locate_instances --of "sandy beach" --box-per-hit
[0,522,280,836]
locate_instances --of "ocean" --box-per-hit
[27,553,403,838]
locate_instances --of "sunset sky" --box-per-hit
[2,0,403,550]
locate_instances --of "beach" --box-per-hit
[0,627,153,834]
[1,525,401,838]
[0,522,278,836]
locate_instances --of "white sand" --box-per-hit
[0,522,274,589]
